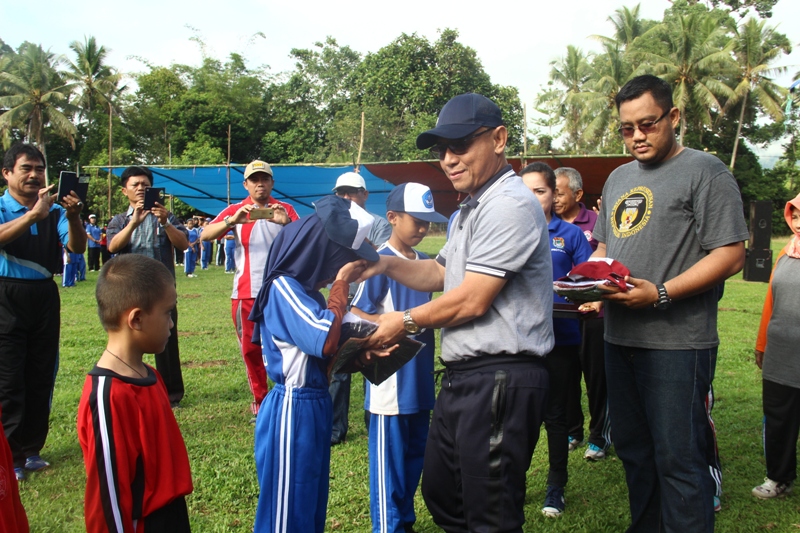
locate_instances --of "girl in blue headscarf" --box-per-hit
[249,195,380,533]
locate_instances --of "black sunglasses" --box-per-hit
[617,109,671,138]
[429,128,495,160]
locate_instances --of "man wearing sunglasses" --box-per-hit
[359,93,554,532]
[592,75,748,531]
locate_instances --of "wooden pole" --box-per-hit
[523,104,528,165]
[226,124,231,205]
[355,112,365,172]
[107,103,113,221]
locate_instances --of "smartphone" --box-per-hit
[249,207,274,220]
[143,187,165,210]
[56,171,90,204]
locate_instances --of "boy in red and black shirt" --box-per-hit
[77,254,193,532]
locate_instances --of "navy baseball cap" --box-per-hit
[386,183,448,223]
[416,93,504,149]
[314,195,379,262]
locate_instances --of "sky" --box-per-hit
[3,0,799,163]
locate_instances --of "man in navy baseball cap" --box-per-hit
[359,90,554,531]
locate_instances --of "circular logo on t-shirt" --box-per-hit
[610,186,653,238]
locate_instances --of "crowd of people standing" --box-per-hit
[0,76,797,533]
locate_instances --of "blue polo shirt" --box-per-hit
[549,216,593,345]
[86,223,102,248]
[0,191,69,279]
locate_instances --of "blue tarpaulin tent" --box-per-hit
[109,165,395,217]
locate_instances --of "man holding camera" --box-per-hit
[107,166,190,406]
[203,160,298,420]
[0,143,86,481]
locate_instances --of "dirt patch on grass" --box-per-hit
[183,360,229,368]
[182,294,202,299]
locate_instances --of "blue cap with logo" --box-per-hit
[416,93,503,149]
[386,183,448,223]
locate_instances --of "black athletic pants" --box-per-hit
[544,345,580,488]
[144,495,191,532]
[763,379,800,484]
[87,247,101,271]
[421,355,549,533]
[567,317,611,448]
[0,278,60,467]
[153,307,184,405]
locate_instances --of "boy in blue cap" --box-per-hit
[351,182,446,533]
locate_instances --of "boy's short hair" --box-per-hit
[120,166,153,188]
[96,255,175,331]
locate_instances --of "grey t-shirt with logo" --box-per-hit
[594,148,748,350]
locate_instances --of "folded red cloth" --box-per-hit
[559,258,631,292]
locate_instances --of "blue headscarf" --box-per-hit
[249,212,358,325]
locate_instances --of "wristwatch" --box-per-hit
[653,283,672,310]
[224,215,234,228]
[403,310,420,334]
[161,218,172,228]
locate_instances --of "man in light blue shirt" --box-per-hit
[0,143,86,481]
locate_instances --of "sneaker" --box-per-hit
[713,496,721,512]
[542,485,565,517]
[14,468,24,481]
[568,436,584,452]
[584,443,606,461]
[24,455,50,471]
[752,478,793,499]
[249,416,257,425]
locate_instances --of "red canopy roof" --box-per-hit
[364,155,633,216]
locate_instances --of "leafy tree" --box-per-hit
[538,45,592,152]
[633,10,737,141]
[0,42,78,166]
[65,36,123,123]
[726,17,790,170]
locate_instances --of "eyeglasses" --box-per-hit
[335,187,365,197]
[617,109,671,138]
[429,128,495,159]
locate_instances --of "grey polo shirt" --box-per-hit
[436,164,554,362]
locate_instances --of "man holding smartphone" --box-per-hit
[107,166,189,407]
[202,160,298,421]
[0,143,86,480]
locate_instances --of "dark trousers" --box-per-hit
[544,345,580,488]
[0,278,60,467]
[567,317,611,448]
[144,496,191,532]
[421,356,549,533]
[762,379,800,484]
[153,307,184,404]
[329,372,351,443]
[87,247,101,271]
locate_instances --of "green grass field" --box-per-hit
[17,236,800,531]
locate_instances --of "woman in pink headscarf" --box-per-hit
[752,193,800,500]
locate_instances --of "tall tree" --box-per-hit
[726,17,790,170]
[0,42,78,163]
[65,36,123,123]
[633,11,736,141]
[539,45,592,152]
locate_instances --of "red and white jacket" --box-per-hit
[211,197,299,300]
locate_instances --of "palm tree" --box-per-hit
[575,41,633,151]
[596,4,654,50]
[633,12,737,142]
[65,36,123,124]
[726,18,790,170]
[0,43,78,162]
[540,45,592,151]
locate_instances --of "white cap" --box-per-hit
[332,172,367,191]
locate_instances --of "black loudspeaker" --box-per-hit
[749,201,772,250]
[744,248,772,283]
